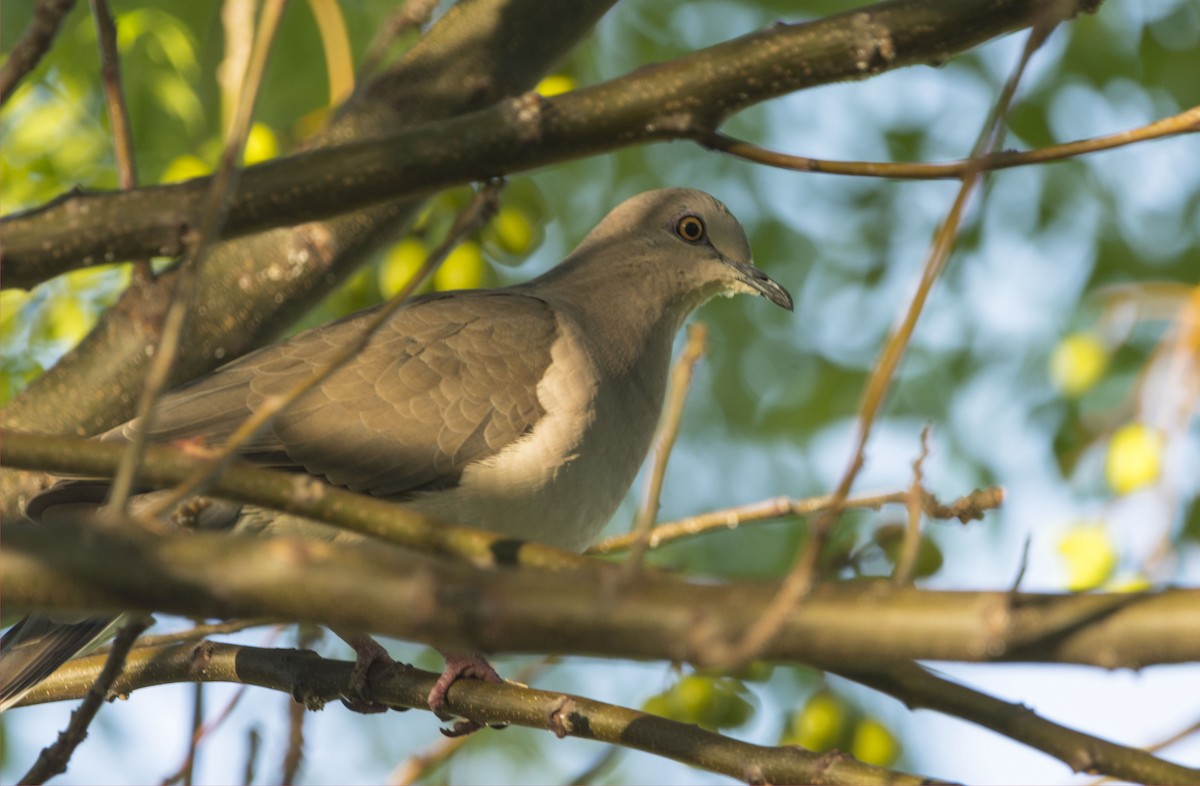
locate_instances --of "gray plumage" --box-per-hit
[2,187,792,712]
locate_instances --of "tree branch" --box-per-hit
[0,430,595,571]
[699,105,1200,179]
[835,662,1200,785]
[13,641,938,786]
[0,0,1095,284]
[587,486,1004,555]
[0,0,78,107]
[4,521,1197,669]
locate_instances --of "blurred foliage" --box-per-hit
[780,687,902,767]
[642,672,755,731]
[1,0,1198,783]
[1105,421,1165,495]
[1057,521,1118,591]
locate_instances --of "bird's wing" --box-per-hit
[118,291,558,498]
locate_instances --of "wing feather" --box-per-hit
[114,291,557,498]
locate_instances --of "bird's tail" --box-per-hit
[0,613,123,711]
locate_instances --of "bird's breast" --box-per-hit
[403,315,665,551]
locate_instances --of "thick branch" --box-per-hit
[16,642,936,786]
[5,522,1197,669]
[0,0,1091,284]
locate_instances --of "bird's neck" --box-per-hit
[524,253,694,382]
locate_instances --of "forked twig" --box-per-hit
[892,425,932,585]
[588,485,1003,555]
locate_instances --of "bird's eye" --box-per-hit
[675,215,706,243]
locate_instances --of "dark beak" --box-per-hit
[734,262,793,311]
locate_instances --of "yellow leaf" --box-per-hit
[1050,332,1108,397]
[379,238,430,299]
[434,242,489,292]
[851,718,901,767]
[782,691,849,751]
[535,74,576,97]
[490,207,537,256]
[1058,523,1117,591]
[161,154,212,183]
[243,123,279,165]
[1106,422,1164,495]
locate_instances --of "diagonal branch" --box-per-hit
[0,0,78,106]
[835,662,1200,785]
[700,104,1200,179]
[0,0,1099,285]
[15,642,938,786]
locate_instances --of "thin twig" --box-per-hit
[19,616,151,785]
[88,0,151,286]
[88,0,137,190]
[892,425,932,585]
[389,728,473,784]
[87,0,157,499]
[625,323,707,571]
[140,180,502,521]
[566,747,622,785]
[1148,717,1200,753]
[184,683,203,786]
[281,695,306,785]
[110,0,289,519]
[587,486,1003,554]
[160,683,251,785]
[717,18,1060,669]
[0,0,78,106]
[1090,717,1200,785]
[104,618,278,651]
[279,626,319,785]
[159,626,284,785]
[242,727,261,786]
[701,104,1200,180]
[1009,535,1033,592]
[218,0,255,139]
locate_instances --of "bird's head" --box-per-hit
[564,188,793,317]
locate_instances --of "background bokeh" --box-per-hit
[2,0,1198,783]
